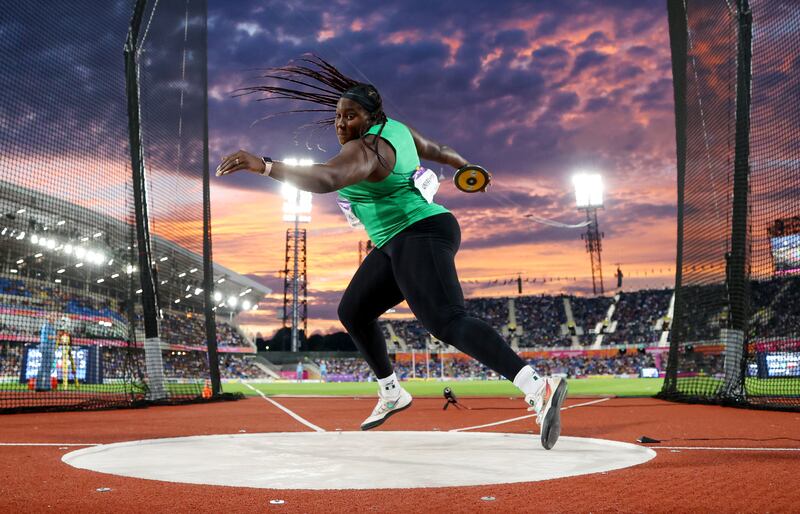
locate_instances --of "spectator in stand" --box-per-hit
[319,360,328,382]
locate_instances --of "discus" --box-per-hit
[453,164,491,193]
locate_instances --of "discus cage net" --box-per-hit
[659,0,800,410]
[0,0,227,413]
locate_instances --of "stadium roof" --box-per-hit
[0,178,270,308]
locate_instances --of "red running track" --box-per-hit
[1,396,799,513]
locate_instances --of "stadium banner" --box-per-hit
[392,346,671,362]
[325,373,357,382]
[169,344,255,354]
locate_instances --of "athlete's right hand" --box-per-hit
[216,150,264,176]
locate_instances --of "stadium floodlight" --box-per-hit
[1,228,6,236]
[214,291,222,302]
[64,243,73,255]
[10,269,18,274]
[251,304,259,311]
[242,300,252,310]
[34,253,42,258]
[111,273,119,278]
[86,250,96,262]
[74,247,86,259]
[46,239,56,250]
[54,278,61,283]
[227,296,238,307]
[93,232,102,238]
[16,259,23,264]
[75,262,83,268]
[178,272,186,278]
[281,157,314,224]
[38,237,47,247]
[16,208,25,214]
[159,256,168,262]
[184,293,192,299]
[97,278,104,284]
[572,173,604,208]
[31,234,39,244]
[16,231,25,240]
[56,268,65,274]
[56,220,65,226]
[126,264,135,274]
[80,236,89,242]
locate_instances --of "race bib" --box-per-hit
[337,196,363,228]
[412,166,439,204]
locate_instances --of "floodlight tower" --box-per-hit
[358,240,373,265]
[572,173,605,295]
[281,158,313,352]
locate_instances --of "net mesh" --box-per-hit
[660,0,800,410]
[0,0,222,412]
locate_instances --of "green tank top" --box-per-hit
[338,118,449,248]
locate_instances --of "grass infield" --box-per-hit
[222,377,666,398]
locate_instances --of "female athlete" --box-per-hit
[216,56,567,449]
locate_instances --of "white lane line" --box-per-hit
[653,446,800,452]
[0,443,100,447]
[450,397,611,432]
[560,397,611,411]
[242,381,325,432]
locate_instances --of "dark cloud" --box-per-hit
[577,31,611,50]
[632,78,673,110]
[627,45,656,58]
[584,96,613,112]
[571,50,611,77]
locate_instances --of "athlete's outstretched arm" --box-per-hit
[407,126,469,169]
[215,135,390,194]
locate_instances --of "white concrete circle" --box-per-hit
[63,431,656,490]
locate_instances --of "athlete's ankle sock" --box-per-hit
[377,372,401,399]
[513,365,545,397]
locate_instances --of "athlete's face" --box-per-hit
[335,98,370,145]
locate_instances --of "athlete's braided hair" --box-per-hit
[235,54,390,168]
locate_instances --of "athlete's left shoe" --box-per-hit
[360,387,413,431]
[525,377,568,450]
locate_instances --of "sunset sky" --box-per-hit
[206,0,680,338]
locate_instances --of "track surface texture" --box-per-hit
[1,396,799,513]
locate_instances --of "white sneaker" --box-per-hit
[525,377,568,450]
[360,387,413,431]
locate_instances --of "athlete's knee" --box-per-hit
[429,310,468,342]
[337,299,357,330]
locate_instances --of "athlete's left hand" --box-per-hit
[216,150,265,176]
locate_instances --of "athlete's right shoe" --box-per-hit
[360,387,413,431]
[525,377,568,450]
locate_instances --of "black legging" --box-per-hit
[337,212,527,381]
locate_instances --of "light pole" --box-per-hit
[572,173,605,295]
[281,158,313,352]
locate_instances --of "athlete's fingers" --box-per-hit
[216,153,242,176]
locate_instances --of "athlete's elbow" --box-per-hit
[315,172,338,194]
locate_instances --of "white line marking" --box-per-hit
[653,446,800,452]
[0,443,100,447]
[560,397,611,411]
[450,397,611,432]
[242,381,325,432]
